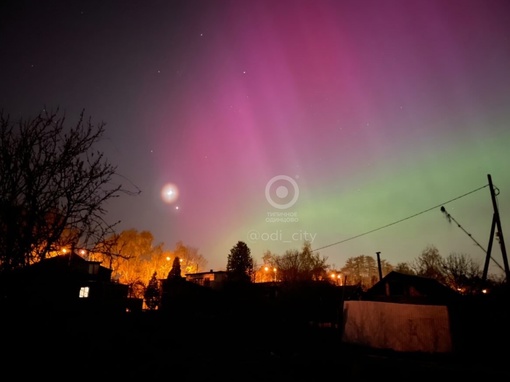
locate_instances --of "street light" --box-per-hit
[161,256,171,277]
[264,266,277,282]
[330,272,342,286]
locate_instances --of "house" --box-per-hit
[341,272,460,353]
[0,252,133,315]
[362,271,460,305]
[185,269,228,290]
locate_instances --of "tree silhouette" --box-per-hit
[394,262,415,275]
[167,256,182,280]
[226,241,253,283]
[144,271,161,310]
[172,240,207,273]
[442,252,484,294]
[94,229,169,287]
[0,108,137,271]
[340,254,392,290]
[412,245,446,284]
[273,241,329,282]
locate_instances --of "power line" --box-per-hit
[440,205,504,271]
[312,184,489,252]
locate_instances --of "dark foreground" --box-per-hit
[4,309,509,381]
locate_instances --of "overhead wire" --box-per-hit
[440,205,504,271]
[312,184,490,252]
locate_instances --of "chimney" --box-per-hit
[376,252,383,281]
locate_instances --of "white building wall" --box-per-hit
[342,300,452,353]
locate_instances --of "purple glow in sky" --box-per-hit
[1,0,509,276]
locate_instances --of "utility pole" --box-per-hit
[483,174,510,282]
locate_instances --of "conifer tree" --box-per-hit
[144,271,161,310]
[167,256,182,280]
[226,241,254,283]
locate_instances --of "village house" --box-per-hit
[0,251,137,315]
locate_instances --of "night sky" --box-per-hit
[1,0,509,275]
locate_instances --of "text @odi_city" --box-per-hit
[247,229,317,244]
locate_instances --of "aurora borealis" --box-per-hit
[1,0,509,275]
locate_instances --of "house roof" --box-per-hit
[364,271,460,304]
[184,270,228,277]
[0,252,112,284]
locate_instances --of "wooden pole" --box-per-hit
[487,174,510,282]
[482,215,497,281]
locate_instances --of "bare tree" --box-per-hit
[172,240,207,274]
[394,262,415,275]
[0,108,138,271]
[442,252,483,293]
[340,255,382,290]
[254,250,278,282]
[275,248,300,282]
[94,229,167,287]
[412,245,447,285]
[274,241,329,282]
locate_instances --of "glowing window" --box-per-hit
[79,286,90,298]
